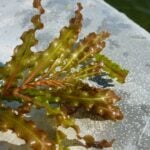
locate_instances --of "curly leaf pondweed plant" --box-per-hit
[0,0,128,149]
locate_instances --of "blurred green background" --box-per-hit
[104,0,150,32]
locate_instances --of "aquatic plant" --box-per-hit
[0,0,128,149]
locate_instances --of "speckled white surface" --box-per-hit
[0,0,150,150]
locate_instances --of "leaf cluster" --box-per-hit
[0,0,128,149]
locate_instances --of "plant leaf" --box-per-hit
[0,104,53,150]
[52,81,123,121]
[96,54,128,83]
[1,0,44,91]
[24,3,83,84]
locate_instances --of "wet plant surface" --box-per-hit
[0,0,128,149]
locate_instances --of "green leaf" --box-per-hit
[1,0,44,91]
[0,105,53,150]
[61,32,110,74]
[96,54,128,83]
[24,3,83,84]
[52,81,123,121]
